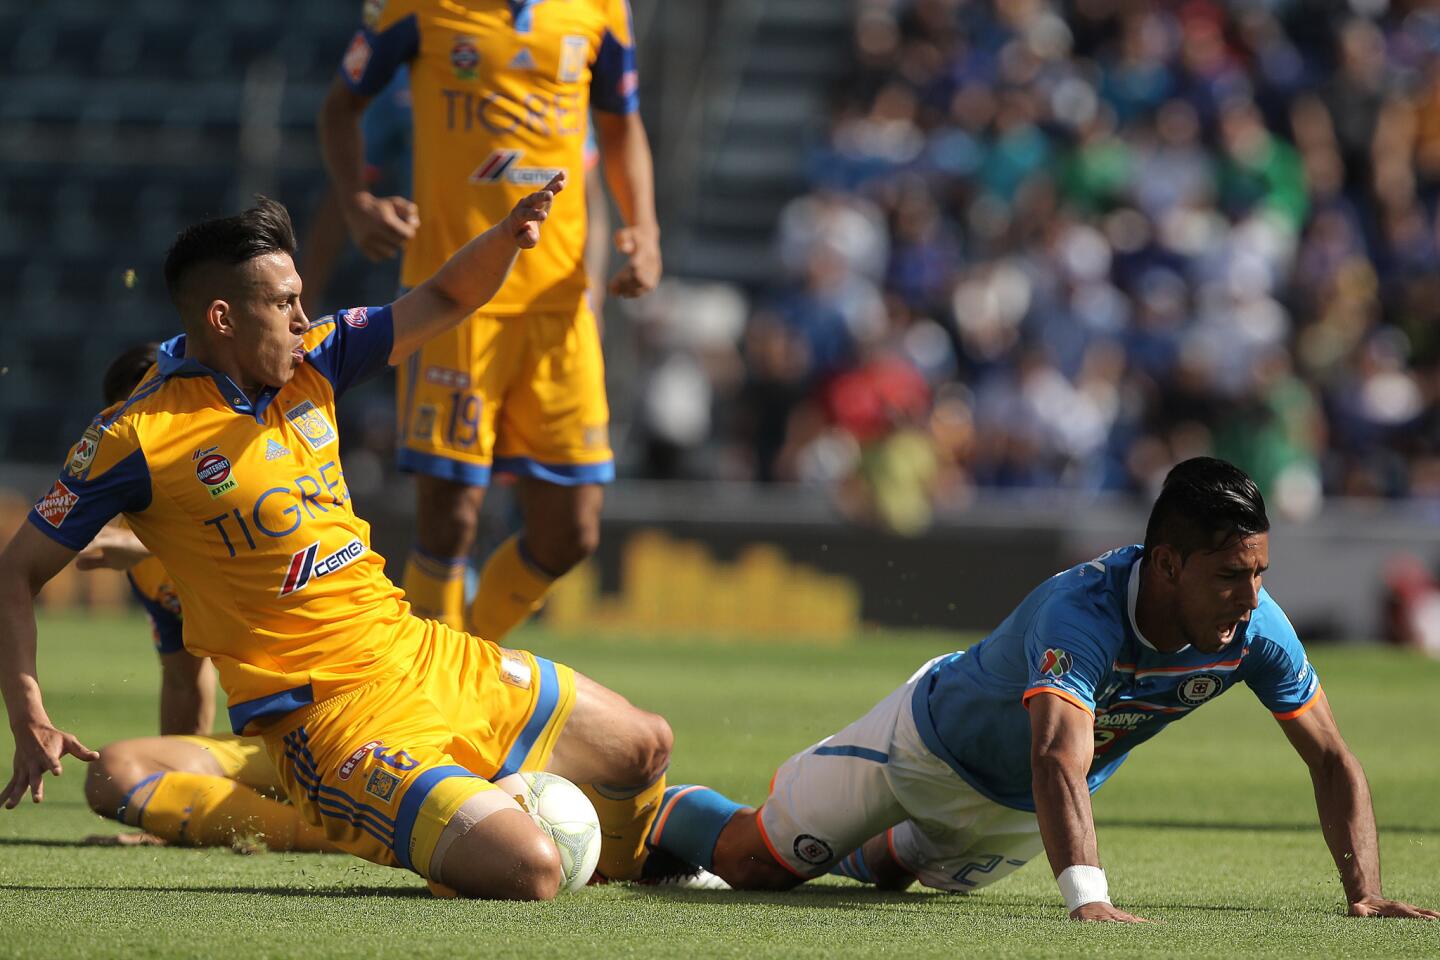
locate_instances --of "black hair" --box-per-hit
[162,196,296,303]
[1143,457,1270,557]
[102,342,160,405]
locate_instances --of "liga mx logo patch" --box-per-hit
[65,424,101,479]
[1039,648,1072,679]
[285,400,336,451]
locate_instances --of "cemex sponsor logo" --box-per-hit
[338,739,382,781]
[469,150,565,186]
[279,538,366,597]
[341,306,368,328]
[35,480,79,528]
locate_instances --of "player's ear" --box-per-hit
[207,299,236,339]
[1151,544,1182,583]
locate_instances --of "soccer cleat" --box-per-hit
[647,867,731,891]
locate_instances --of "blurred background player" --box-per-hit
[644,458,1438,922]
[74,343,330,852]
[318,0,661,881]
[300,65,612,323]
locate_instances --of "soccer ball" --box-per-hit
[494,771,601,892]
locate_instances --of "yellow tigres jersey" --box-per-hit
[30,307,409,734]
[339,0,639,311]
[126,555,184,654]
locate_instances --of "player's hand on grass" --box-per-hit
[342,192,419,261]
[1069,901,1151,923]
[505,173,565,249]
[1348,895,1440,919]
[2,720,98,808]
[608,223,661,298]
[76,523,150,571]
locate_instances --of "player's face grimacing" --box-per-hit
[229,252,310,391]
[1174,533,1269,653]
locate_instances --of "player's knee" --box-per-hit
[622,710,672,786]
[84,743,145,819]
[447,830,564,901]
[526,519,598,576]
[725,851,804,891]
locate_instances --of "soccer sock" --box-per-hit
[468,535,554,642]
[645,784,745,872]
[831,847,877,884]
[120,772,329,852]
[403,549,467,629]
[581,773,667,881]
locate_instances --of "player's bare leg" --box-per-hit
[833,830,917,891]
[406,475,486,627]
[519,479,602,576]
[545,671,671,880]
[709,809,806,891]
[83,737,327,852]
[468,479,601,642]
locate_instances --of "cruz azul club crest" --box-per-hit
[1177,673,1224,707]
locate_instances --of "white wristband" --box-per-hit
[1058,865,1110,911]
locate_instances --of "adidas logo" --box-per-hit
[508,48,535,70]
[265,439,290,460]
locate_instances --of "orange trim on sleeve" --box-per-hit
[753,806,810,879]
[1272,685,1323,721]
[1022,686,1095,717]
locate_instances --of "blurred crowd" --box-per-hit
[631,0,1440,534]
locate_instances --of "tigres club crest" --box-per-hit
[285,400,337,451]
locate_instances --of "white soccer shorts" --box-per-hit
[758,655,1044,892]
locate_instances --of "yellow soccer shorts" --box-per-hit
[395,299,614,487]
[261,619,578,878]
[173,732,282,796]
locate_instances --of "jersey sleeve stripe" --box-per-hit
[1271,685,1323,721]
[1021,685,1095,717]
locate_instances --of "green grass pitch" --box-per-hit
[2,613,1438,959]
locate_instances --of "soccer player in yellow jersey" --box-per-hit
[1,181,673,899]
[318,0,661,653]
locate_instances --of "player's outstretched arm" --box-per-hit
[1029,692,1150,922]
[318,78,418,262]
[75,522,150,572]
[593,111,661,298]
[1278,692,1439,919]
[0,523,99,809]
[388,174,565,364]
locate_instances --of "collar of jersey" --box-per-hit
[158,334,280,422]
[1127,557,1158,652]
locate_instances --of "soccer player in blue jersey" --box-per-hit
[646,458,1439,921]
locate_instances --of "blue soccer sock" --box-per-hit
[646,784,745,871]
[831,846,877,884]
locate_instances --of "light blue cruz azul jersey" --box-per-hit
[911,544,1322,812]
